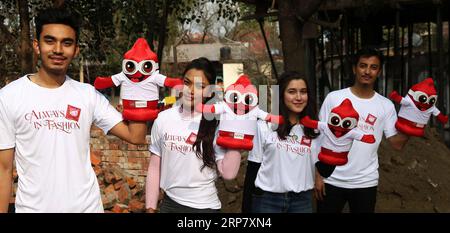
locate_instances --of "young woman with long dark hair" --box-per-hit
[242,71,320,213]
[145,57,240,213]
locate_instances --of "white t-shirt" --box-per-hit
[149,106,223,209]
[248,121,317,193]
[0,75,122,213]
[318,122,365,153]
[216,102,269,136]
[111,71,166,101]
[319,88,398,188]
[398,95,441,125]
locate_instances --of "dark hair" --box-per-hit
[185,57,218,170]
[35,7,81,42]
[353,47,384,67]
[276,71,319,140]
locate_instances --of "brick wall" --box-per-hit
[90,127,151,186]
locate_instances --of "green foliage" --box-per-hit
[0,0,244,80]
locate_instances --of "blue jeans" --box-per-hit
[252,188,313,213]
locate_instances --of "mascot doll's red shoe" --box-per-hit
[300,99,376,178]
[196,74,283,151]
[389,78,448,137]
[94,38,182,122]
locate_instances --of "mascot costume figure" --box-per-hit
[94,38,182,121]
[389,77,448,137]
[300,98,376,178]
[196,74,283,151]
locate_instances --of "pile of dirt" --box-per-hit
[217,127,450,213]
[377,127,450,212]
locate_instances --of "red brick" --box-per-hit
[127,177,137,189]
[106,135,122,144]
[131,187,142,196]
[125,162,142,170]
[127,157,138,163]
[118,183,131,205]
[126,151,139,158]
[111,204,129,213]
[128,199,145,213]
[90,151,102,166]
[90,127,104,138]
[106,156,120,163]
[111,167,124,181]
[127,144,138,151]
[119,144,128,151]
[93,165,103,176]
[137,144,148,151]
[109,143,119,150]
[91,144,106,150]
[114,180,125,190]
[104,184,115,194]
[102,185,118,209]
[104,170,115,184]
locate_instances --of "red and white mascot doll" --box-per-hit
[197,74,283,151]
[94,38,182,121]
[300,98,376,178]
[389,78,448,137]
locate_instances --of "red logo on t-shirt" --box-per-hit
[300,136,311,147]
[185,132,197,145]
[365,113,377,126]
[65,105,81,122]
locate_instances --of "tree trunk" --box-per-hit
[52,0,65,8]
[146,0,156,51]
[278,0,323,78]
[157,0,171,65]
[18,0,33,74]
[278,0,305,75]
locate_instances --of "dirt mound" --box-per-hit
[377,127,450,212]
[217,127,450,213]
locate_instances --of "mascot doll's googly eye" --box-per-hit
[244,93,258,107]
[142,61,153,74]
[123,60,137,75]
[328,113,341,126]
[429,96,436,105]
[341,117,357,129]
[224,90,241,104]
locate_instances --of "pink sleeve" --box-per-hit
[216,150,241,180]
[145,155,161,210]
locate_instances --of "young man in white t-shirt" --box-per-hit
[315,48,410,213]
[0,8,147,213]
